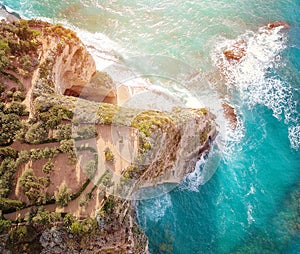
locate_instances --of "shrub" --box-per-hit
[104,147,115,163]
[84,160,96,178]
[0,219,11,234]
[12,91,26,102]
[0,197,24,211]
[70,218,98,236]
[60,139,77,164]
[0,82,5,94]
[42,160,54,174]
[0,147,18,159]
[16,150,31,166]
[19,54,34,72]
[63,213,75,228]
[76,125,97,140]
[5,102,28,116]
[32,209,61,228]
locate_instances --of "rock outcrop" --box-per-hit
[223,40,247,61]
[25,20,117,104]
[222,102,237,130]
[222,21,290,62]
[267,21,290,30]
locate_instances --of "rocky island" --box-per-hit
[0,13,217,254]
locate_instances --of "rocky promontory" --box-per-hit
[0,16,217,253]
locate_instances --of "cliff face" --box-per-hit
[20,20,116,106]
[0,18,216,254]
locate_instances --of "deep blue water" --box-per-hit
[1,1,299,253]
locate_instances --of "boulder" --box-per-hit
[267,21,290,30]
[223,40,247,61]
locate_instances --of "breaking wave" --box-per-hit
[212,26,299,149]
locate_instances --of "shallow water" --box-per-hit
[2,0,300,253]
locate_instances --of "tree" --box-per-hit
[0,197,23,211]
[19,168,47,204]
[0,82,5,94]
[64,213,75,228]
[25,121,48,144]
[0,219,11,234]
[0,158,17,197]
[4,102,28,116]
[55,182,71,208]
[0,112,21,145]
[56,124,72,141]
[0,41,10,71]
[84,160,96,178]
[60,139,77,164]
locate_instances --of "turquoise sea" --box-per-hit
[1,0,300,253]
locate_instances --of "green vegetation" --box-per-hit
[59,139,77,164]
[19,168,49,204]
[131,110,173,137]
[74,125,97,140]
[32,209,62,228]
[0,147,18,159]
[0,18,213,254]
[84,160,97,178]
[6,225,42,254]
[0,112,22,146]
[0,218,11,234]
[0,19,40,78]
[0,157,17,197]
[42,160,54,174]
[56,124,72,140]
[104,147,115,163]
[55,182,71,208]
[123,164,139,179]
[0,198,24,211]
[24,122,48,144]
[70,217,98,236]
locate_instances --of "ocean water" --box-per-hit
[1,0,300,253]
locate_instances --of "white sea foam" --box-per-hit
[139,193,172,222]
[212,26,300,149]
[179,154,207,192]
[180,142,223,192]
[247,203,255,225]
[75,29,124,70]
[288,125,300,150]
